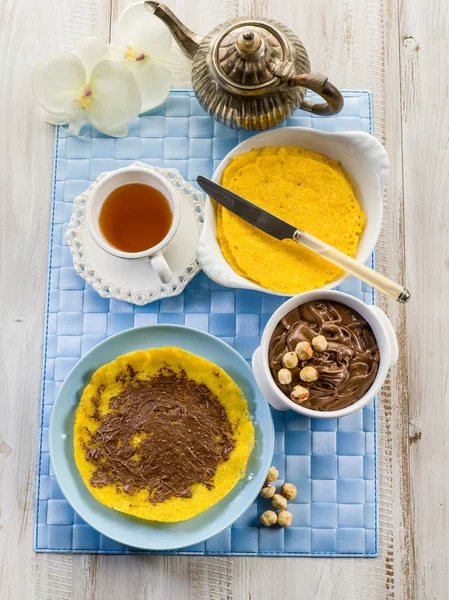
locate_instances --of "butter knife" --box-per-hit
[197,176,410,303]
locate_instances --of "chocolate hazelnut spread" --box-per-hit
[269,301,380,411]
[84,369,235,503]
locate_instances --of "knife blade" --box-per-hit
[196,175,300,241]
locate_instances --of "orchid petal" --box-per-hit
[107,43,129,63]
[95,122,130,138]
[124,59,171,113]
[155,44,192,84]
[88,60,142,134]
[43,111,70,125]
[118,1,172,57]
[73,37,109,81]
[33,53,86,115]
[67,107,88,135]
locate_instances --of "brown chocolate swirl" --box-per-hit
[85,369,234,503]
[269,301,380,411]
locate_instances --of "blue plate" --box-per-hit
[49,325,274,551]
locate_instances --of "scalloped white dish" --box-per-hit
[66,162,204,305]
[197,128,389,295]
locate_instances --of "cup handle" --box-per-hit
[368,306,399,367]
[150,252,173,284]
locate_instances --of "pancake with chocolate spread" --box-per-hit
[74,347,254,522]
[269,301,380,411]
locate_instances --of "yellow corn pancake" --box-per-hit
[218,146,365,294]
[216,205,250,278]
[74,347,255,522]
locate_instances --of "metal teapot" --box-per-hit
[145,1,344,130]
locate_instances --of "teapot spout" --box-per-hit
[144,1,202,60]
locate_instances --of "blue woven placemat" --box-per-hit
[36,90,377,556]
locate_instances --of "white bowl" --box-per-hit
[252,290,398,419]
[197,128,389,295]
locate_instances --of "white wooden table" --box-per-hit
[0,0,445,598]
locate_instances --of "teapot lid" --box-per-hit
[213,20,292,93]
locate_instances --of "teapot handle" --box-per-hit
[287,74,344,116]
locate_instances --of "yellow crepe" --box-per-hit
[218,146,365,294]
[216,205,249,278]
[74,347,255,522]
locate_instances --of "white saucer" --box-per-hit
[66,162,204,305]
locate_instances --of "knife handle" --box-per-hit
[296,231,410,303]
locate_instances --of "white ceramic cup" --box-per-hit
[252,290,398,419]
[87,167,180,284]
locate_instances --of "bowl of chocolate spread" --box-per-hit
[252,290,398,418]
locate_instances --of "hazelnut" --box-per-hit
[300,366,318,382]
[260,510,277,527]
[266,466,279,482]
[280,483,297,500]
[271,493,288,510]
[277,368,292,385]
[295,341,313,361]
[282,351,298,369]
[260,483,276,499]
[312,335,328,352]
[290,385,310,404]
[277,510,293,528]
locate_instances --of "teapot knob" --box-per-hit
[242,29,255,43]
[236,28,264,60]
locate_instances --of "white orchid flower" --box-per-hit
[33,38,142,137]
[112,1,191,113]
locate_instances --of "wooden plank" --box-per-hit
[0,0,83,597]
[0,1,111,599]
[399,0,449,597]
